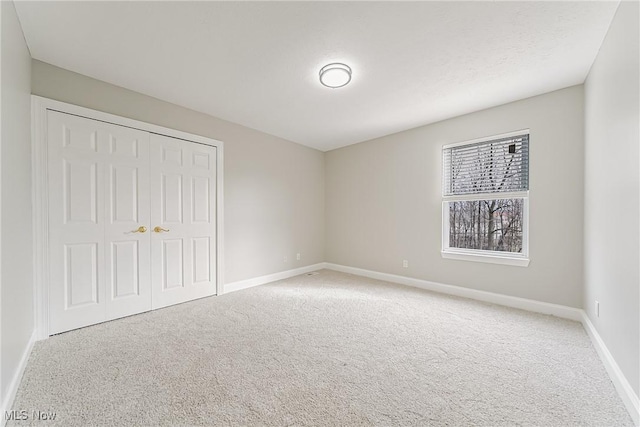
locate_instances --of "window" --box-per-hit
[441,130,530,266]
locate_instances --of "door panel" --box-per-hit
[61,125,98,152]
[64,242,99,308]
[192,237,211,284]
[111,240,140,298]
[162,238,184,290]
[110,166,139,223]
[192,176,210,223]
[63,159,99,224]
[161,174,183,223]
[150,133,217,309]
[109,132,140,158]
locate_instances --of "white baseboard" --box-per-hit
[0,330,37,427]
[223,263,326,294]
[324,263,582,321]
[581,312,639,425]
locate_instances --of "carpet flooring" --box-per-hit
[9,269,633,426]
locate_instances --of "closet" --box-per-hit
[43,107,220,335]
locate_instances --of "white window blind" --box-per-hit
[443,134,529,196]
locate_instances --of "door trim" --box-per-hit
[32,95,225,340]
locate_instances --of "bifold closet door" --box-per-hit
[150,133,217,309]
[48,111,152,334]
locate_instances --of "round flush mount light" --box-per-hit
[319,63,352,88]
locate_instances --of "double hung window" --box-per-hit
[442,131,530,266]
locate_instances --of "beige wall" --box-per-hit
[326,85,584,307]
[1,0,34,405]
[584,1,639,396]
[31,60,325,285]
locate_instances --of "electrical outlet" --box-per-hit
[595,301,600,317]
[284,255,288,262]
[402,260,409,268]
[296,253,301,261]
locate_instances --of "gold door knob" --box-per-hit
[153,226,170,233]
[132,226,147,233]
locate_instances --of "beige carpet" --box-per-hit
[9,270,633,426]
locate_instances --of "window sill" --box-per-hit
[441,251,530,267]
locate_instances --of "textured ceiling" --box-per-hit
[15,1,619,151]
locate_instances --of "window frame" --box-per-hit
[441,130,530,267]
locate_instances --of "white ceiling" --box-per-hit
[15,1,619,151]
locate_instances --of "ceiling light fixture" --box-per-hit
[319,63,352,88]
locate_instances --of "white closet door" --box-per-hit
[150,133,217,309]
[48,111,106,334]
[104,123,152,321]
[48,111,152,334]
